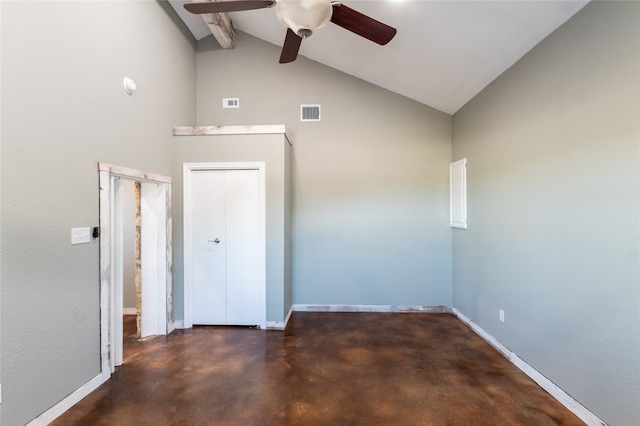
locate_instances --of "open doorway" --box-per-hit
[98,162,173,379]
[121,179,140,359]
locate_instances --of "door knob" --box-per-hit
[208,238,220,244]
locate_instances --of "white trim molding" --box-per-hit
[26,374,104,426]
[98,162,172,183]
[452,308,606,426]
[266,321,286,330]
[173,124,285,136]
[266,305,294,330]
[449,158,468,229]
[293,304,452,313]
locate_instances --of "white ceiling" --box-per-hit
[169,0,589,114]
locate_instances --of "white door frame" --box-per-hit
[98,162,173,380]
[183,162,266,329]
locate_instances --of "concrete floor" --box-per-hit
[52,312,583,425]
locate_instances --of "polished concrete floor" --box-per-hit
[52,312,583,425]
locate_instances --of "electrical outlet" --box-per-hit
[71,227,91,245]
[499,309,505,323]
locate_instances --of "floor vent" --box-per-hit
[301,105,321,121]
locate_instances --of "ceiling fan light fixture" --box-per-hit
[275,0,332,38]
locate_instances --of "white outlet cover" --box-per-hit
[71,227,91,245]
[499,309,505,323]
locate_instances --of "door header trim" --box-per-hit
[98,162,171,183]
[183,162,265,172]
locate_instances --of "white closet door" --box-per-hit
[189,169,262,326]
[225,169,262,326]
[190,170,227,325]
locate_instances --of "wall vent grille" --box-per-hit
[223,98,239,108]
[301,105,321,121]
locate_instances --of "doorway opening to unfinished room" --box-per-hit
[98,162,173,379]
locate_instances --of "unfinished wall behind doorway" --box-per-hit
[122,179,137,314]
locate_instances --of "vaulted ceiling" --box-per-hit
[169,0,589,114]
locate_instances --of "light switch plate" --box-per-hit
[71,227,91,245]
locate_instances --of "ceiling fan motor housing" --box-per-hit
[183,0,397,64]
[275,0,333,38]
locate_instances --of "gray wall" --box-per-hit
[451,2,639,425]
[0,1,196,424]
[191,33,453,308]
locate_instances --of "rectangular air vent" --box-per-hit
[301,104,321,121]
[223,98,239,108]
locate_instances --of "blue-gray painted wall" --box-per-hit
[452,2,639,424]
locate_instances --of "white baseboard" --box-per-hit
[27,373,104,426]
[292,304,452,313]
[173,320,186,329]
[451,308,606,426]
[266,305,294,330]
[284,304,294,326]
[265,321,285,329]
[123,308,137,315]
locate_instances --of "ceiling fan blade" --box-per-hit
[184,0,274,15]
[279,28,303,63]
[330,4,397,45]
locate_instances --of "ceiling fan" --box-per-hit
[184,0,397,63]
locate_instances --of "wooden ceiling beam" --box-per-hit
[201,10,236,49]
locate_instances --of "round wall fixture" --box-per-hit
[123,77,137,95]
